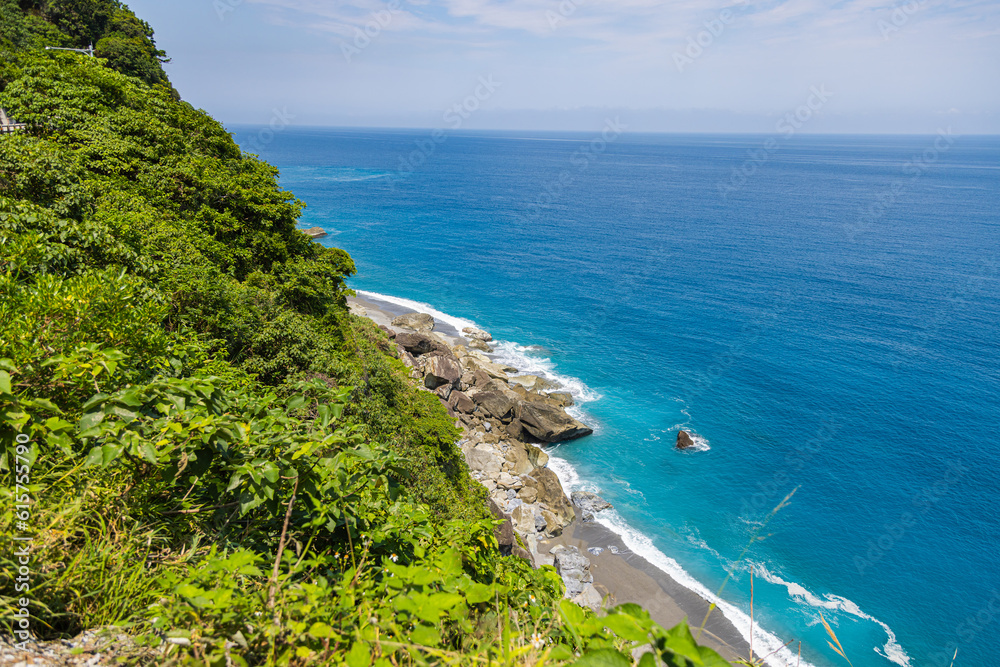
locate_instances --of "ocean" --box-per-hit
[233,126,1000,667]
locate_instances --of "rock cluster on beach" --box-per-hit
[375,310,614,608]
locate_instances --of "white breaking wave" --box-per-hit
[489,340,602,422]
[548,455,819,667]
[356,291,481,334]
[357,290,818,667]
[754,564,913,667]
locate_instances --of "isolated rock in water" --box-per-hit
[462,327,493,342]
[392,312,435,332]
[571,491,613,514]
[676,430,696,450]
[518,402,593,443]
[468,338,493,353]
[423,355,462,389]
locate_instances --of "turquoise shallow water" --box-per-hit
[234,127,1000,667]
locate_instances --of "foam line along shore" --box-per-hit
[346,289,814,667]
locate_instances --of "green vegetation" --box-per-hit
[0,2,737,664]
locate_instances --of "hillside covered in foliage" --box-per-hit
[0,2,736,665]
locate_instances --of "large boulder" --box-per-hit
[423,355,462,389]
[466,446,501,474]
[676,430,695,450]
[572,492,613,520]
[487,499,516,556]
[448,390,476,414]
[518,402,593,443]
[468,338,493,352]
[462,327,493,342]
[392,312,434,332]
[505,443,534,475]
[551,545,593,598]
[473,391,517,422]
[547,392,574,407]
[462,356,509,380]
[510,504,536,535]
[508,375,558,392]
[523,467,574,528]
[395,333,433,355]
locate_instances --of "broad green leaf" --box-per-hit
[559,598,587,630]
[409,623,440,647]
[0,371,11,396]
[464,582,493,604]
[308,622,335,639]
[572,649,631,667]
[346,642,370,667]
[602,613,649,642]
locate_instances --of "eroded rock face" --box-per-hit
[395,332,436,355]
[487,499,516,557]
[392,312,435,332]
[571,491,612,514]
[523,467,575,529]
[518,402,593,443]
[423,355,462,389]
[462,327,493,342]
[468,338,493,352]
[473,391,517,422]
[448,390,475,414]
[466,446,501,474]
[551,545,593,598]
[508,375,558,392]
[676,430,695,450]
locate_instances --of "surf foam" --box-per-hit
[547,455,819,667]
[754,564,913,667]
[355,289,815,667]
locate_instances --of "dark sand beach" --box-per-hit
[348,291,750,663]
[541,518,749,661]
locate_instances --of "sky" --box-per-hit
[127,0,1000,133]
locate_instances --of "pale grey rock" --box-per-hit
[392,312,434,332]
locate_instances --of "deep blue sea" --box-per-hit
[233,126,1000,667]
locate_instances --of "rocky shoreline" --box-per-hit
[349,297,612,610]
[349,293,749,662]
